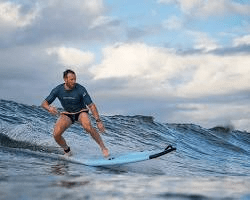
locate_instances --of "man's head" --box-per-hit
[63,69,76,90]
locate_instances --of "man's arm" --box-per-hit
[88,103,105,132]
[88,103,101,121]
[41,100,58,115]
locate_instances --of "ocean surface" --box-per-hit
[0,99,249,200]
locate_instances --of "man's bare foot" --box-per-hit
[102,148,109,158]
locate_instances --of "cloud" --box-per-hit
[162,15,183,30]
[47,46,95,67]
[126,27,148,41]
[91,43,180,80]
[187,31,221,52]
[91,42,250,98]
[201,35,250,55]
[0,0,120,47]
[45,0,104,16]
[0,1,39,38]
[89,16,120,29]
[233,35,250,46]
[172,101,250,130]
[32,0,105,41]
[0,44,64,103]
[158,0,250,17]
[0,1,38,28]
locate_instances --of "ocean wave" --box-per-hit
[0,99,249,176]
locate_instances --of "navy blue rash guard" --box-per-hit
[45,83,93,113]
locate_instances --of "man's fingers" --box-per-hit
[49,107,58,115]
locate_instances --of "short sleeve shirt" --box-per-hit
[45,83,93,113]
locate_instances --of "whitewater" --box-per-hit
[0,99,249,200]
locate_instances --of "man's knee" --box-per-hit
[53,127,64,141]
[53,132,61,141]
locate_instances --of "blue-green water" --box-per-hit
[0,99,249,200]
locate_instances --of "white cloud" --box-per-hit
[232,118,250,132]
[233,35,250,46]
[178,0,205,14]
[173,102,250,131]
[157,0,174,3]
[188,31,221,52]
[92,42,250,98]
[81,0,104,15]
[46,0,104,16]
[47,46,95,67]
[158,0,208,12]
[89,16,116,29]
[197,0,250,17]
[162,15,183,30]
[91,43,180,81]
[0,0,109,44]
[0,2,39,28]
[158,0,250,17]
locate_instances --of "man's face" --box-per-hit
[64,73,76,89]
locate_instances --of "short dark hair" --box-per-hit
[63,69,75,79]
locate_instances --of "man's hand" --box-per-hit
[97,121,105,133]
[42,100,58,115]
[48,106,58,115]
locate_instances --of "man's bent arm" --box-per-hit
[41,100,50,111]
[41,100,58,115]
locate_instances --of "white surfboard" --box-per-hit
[64,145,176,167]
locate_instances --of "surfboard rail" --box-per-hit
[149,145,176,159]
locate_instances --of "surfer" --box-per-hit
[41,69,109,157]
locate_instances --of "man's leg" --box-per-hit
[78,112,109,157]
[53,114,72,152]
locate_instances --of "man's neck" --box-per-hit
[64,83,74,90]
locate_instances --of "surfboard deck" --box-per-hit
[64,145,176,167]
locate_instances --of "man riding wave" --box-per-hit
[41,69,109,157]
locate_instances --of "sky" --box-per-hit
[0,0,250,131]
